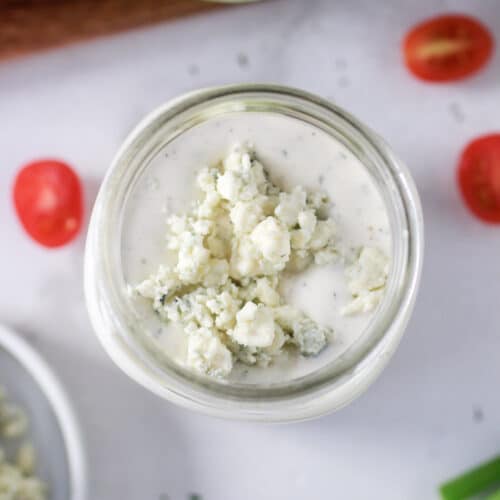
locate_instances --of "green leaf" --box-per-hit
[440,456,500,500]
[487,489,500,500]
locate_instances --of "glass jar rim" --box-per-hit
[84,83,424,421]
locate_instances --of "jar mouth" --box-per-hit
[85,84,423,420]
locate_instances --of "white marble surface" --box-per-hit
[1,0,500,498]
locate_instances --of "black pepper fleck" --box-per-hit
[318,174,325,185]
[236,52,249,68]
[187,64,199,76]
[282,149,288,158]
[449,102,465,123]
[473,407,484,423]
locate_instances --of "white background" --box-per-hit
[1,0,499,498]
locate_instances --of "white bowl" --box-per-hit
[0,325,87,500]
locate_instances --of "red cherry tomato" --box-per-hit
[458,134,500,224]
[13,160,83,247]
[404,14,493,82]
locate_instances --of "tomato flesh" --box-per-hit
[404,14,493,82]
[458,135,500,224]
[13,160,83,247]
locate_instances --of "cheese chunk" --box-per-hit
[342,247,389,315]
[136,144,388,378]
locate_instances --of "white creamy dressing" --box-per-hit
[122,112,391,383]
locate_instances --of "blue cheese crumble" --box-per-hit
[342,247,389,315]
[0,387,46,500]
[137,144,387,378]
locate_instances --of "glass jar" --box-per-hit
[84,84,423,422]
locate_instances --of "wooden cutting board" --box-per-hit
[0,0,226,61]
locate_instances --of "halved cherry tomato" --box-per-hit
[458,134,500,224]
[13,160,83,247]
[404,14,493,82]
